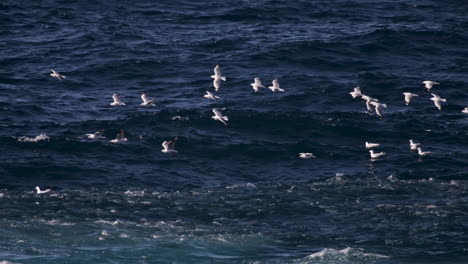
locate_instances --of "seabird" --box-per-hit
[365,142,380,149]
[423,81,439,92]
[50,69,66,80]
[35,186,51,194]
[430,93,446,110]
[85,130,106,139]
[417,147,431,156]
[462,107,468,114]
[369,150,385,159]
[268,78,284,92]
[161,137,178,153]
[109,130,127,143]
[110,93,126,106]
[349,87,362,98]
[361,95,379,113]
[251,77,265,92]
[211,65,226,91]
[299,153,316,159]
[203,91,220,100]
[403,92,418,105]
[370,101,387,119]
[409,139,421,151]
[211,108,228,126]
[141,92,156,106]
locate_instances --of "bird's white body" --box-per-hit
[409,139,421,151]
[423,81,439,92]
[212,108,228,126]
[211,65,226,91]
[462,107,468,114]
[365,142,380,149]
[86,130,106,139]
[251,77,265,92]
[430,93,446,110]
[162,138,178,153]
[361,95,379,113]
[141,93,155,106]
[110,94,126,106]
[417,147,431,156]
[50,69,66,80]
[109,130,127,143]
[35,186,51,194]
[349,87,362,98]
[204,91,220,100]
[268,79,284,92]
[370,101,387,118]
[403,92,418,105]
[299,153,316,159]
[369,150,385,159]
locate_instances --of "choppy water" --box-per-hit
[0,0,467,263]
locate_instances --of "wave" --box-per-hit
[16,133,50,142]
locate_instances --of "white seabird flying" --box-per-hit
[361,95,379,113]
[110,93,126,106]
[299,153,316,159]
[141,92,156,106]
[423,81,439,92]
[369,150,385,159]
[203,91,220,100]
[211,65,226,91]
[109,130,127,143]
[161,137,178,153]
[349,86,362,98]
[403,92,418,106]
[86,130,106,139]
[430,93,446,110]
[365,142,380,149]
[251,77,265,92]
[370,101,387,119]
[268,78,284,92]
[409,139,421,151]
[35,186,51,194]
[50,69,66,80]
[211,108,228,126]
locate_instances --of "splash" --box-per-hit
[17,132,50,142]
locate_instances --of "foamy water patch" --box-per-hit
[301,247,389,263]
[17,133,50,142]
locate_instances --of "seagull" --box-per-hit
[109,130,127,143]
[361,95,379,113]
[161,137,178,153]
[349,87,362,98]
[50,69,66,80]
[365,142,380,149]
[369,150,385,159]
[211,65,226,91]
[203,91,220,100]
[35,186,51,194]
[251,77,265,92]
[85,130,106,139]
[212,108,228,126]
[370,101,387,119]
[141,92,155,106]
[403,92,418,105]
[268,78,284,92]
[110,93,126,106]
[463,107,468,114]
[409,139,421,151]
[430,93,446,110]
[417,147,431,156]
[299,153,316,159]
[423,81,439,92]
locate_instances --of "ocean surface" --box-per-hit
[1,0,467,263]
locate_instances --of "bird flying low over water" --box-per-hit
[251,77,265,92]
[212,108,228,126]
[350,87,362,98]
[430,93,446,110]
[361,95,379,113]
[204,91,220,100]
[110,93,126,106]
[403,92,418,106]
[86,130,106,139]
[370,101,387,119]
[299,153,316,159]
[50,69,66,80]
[162,137,178,153]
[423,81,439,92]
[409,139,420,151]
[268,78,284,92]
[211,65,226,91]
[141,92,156,106]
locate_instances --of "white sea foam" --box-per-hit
[305,247,389,261]
[17,132,49,142]
[226,183,257,189]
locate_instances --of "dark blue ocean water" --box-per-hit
[1,0,467,263]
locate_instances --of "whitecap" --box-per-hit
[305,247,389,261]
[17,132,50,142]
